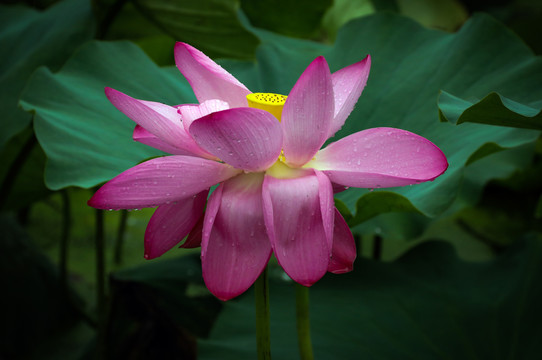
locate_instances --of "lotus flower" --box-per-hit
[89,43,448,301]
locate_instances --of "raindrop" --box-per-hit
[144,254,150,260]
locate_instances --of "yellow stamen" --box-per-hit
[247,92,287,121]
[266,159,307,179]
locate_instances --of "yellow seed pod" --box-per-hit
[246,93,287,121]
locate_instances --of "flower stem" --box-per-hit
[295,283,314,360]
[372,234,382,260]
[113,209,128,265]
[255,266,271,360]
[0,130,36,210]
[95,208,107,359]
[59,189,71,295]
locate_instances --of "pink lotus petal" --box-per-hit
[88,155,240,210]
[174,42,251,108]
[329,55,371,138]
[182,213,204,249]
[144,190,208,259]
[133,125,194,155]
[262,172,330,286]
[282,56,334,167]
[105,87,212,159]
[202,173,272,301]
[189,108,283,172]
[314,169,334,250]
[328,209,356,274]
[178,99,230,133]
[309,127,448,188]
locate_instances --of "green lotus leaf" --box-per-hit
[130,0,259,60]
[241,0,333,38]
[0,0,94,148]
[439,90,542,130]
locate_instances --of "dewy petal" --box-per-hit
[328,208,356,274]
[262,172,331,286]
[189,108,283,172]
[308,127,448,188]
[328,55,371,138]
[282,56,334,167]
[178,99,230,134]
[133,125,194,155]
[182,213,204,249]
[174,42,251,108]
[201,173,272,301]
[144,190,208,259]
[105,87,212,158]
[88,155,241,210]
[314,169,334,251]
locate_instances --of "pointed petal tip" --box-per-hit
[174,41,192,53]
[313,55,328,66]
[104,86,119,99]
[329,265,353,275]
[215,293,236,302]
[87,191,108,210]
[87,196,97,208]
[294,279,318,287]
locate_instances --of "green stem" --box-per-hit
[354,233,362,257]
[95,208,107,359]
[0,130,36,210]
[296,284,314,360]
[372,234,382,260]
[113,209,128,265]
[59,189,72,295]
[255,267,271,360]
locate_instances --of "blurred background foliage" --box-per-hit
[1,0,541,359]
